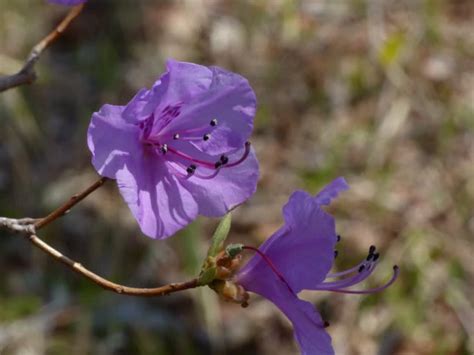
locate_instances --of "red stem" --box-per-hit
[242,245,295,294]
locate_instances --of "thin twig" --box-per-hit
[0,217,37,234]
[0,4,84,93]
[27,233,200,296]
[34,177,109,230]
[1,177,200,297]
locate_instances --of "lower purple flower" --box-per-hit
[88,59,259,239]
[235,178,399,355]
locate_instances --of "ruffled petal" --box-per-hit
[115,153,199,239]
[87,104,142,179]
[122,60,214,130]
[158,65,256,155]
[121,88,154,124]
[238,274,334,355]
[162,59,214,104]
[180,146,259,217]
[314,177,349,206]
[239,190,338,293]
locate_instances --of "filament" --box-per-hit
[243,246,295,295]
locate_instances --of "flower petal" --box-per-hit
[121,88,154,124]
[314,177,349,206]
[87,104,142,179]
[180,146,259,217]
[162,59,214,103]
[115,153,199,239]
[159,65,256,155]
[238,274,334,355]
[238,187,342,293]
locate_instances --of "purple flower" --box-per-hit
[48,0,87,5]
[87,59,259,239]
[235,178,399,355]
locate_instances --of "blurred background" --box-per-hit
[0,0,473,354]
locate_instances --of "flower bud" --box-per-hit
[210,280,249,307]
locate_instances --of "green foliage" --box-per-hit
[0,296,41,321]
[206,213,232,258]
[196,214,231,286]
[378,31,406,67]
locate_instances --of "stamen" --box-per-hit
[224,142,251,168]
[334,250,338,259]
[194,168,221,180]
[367,245,377,260]
[336,235,341,242]
[164,161,188,179]
[178,136,208,142]
[166,146,215,169]
[186,164,197,175]
[326,260,366,278]
[162,141,252,179]
[323,266,399,295]
[243,246,295,295]
[163,118,218,141]
[220,155,229,165]
[203,134,210,141]
[317,262,376,290]
[327,246,377,278]
[166,157,222,180]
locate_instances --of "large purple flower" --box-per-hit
[48,0,87,5]
[235,178,399,355]
[87,60,259,239]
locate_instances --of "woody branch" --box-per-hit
[0,4,84,93]
[0,178,201,297]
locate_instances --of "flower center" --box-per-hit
[137,105,251,180]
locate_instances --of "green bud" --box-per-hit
[198,266,217,286]
[207,213,232,257]
[226,243,244,258]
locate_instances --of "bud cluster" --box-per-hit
[207,250,250,307]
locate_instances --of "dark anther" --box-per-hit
[210,119,218,126]
[372,253,380,261]
[203,134,210,141]
[393,265,399,271]
[173,133,180,140]
[220,155,229,165]
[369,245,376,254]
[334,250,338,258]
[186,165,197,174]
[324,321,330,328]
[359,265,365,273]
[367,253,373,261]
[160,144,168,154]
[214,161,223,169]
[336,235,341,242]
